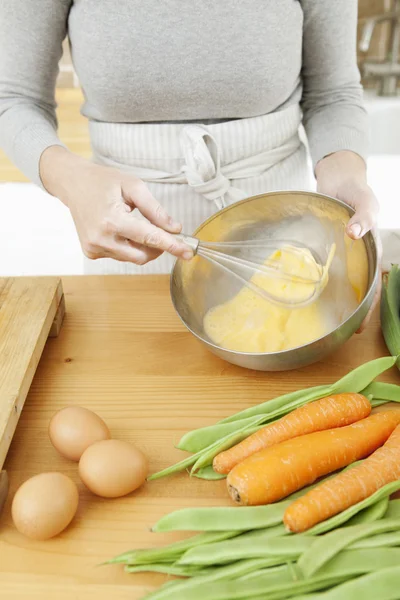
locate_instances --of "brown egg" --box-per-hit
[79,439,148,498]
[12,472,79,540]
[49,406,111,461]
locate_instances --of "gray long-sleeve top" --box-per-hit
[0,0,368,187]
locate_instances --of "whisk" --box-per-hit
[175,233,336,308]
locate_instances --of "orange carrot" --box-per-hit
[213,393,371,474]
[227,411,400,506]
[284,421,400,532]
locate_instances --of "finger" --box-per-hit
[346,188,379,240]
[116,215,193,259]
[104,240,162,265]
[122,178,182,233]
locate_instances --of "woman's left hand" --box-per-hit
[315,150,381,333]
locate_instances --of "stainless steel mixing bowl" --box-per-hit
[171,191,379,371]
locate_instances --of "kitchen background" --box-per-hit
[0,0,399,276]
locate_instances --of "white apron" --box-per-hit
[85,103,312,274]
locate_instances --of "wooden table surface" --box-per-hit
[0,275,399,599]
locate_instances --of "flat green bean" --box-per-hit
[177,416,262,453]
[183,358,397,463]
[152,468,365,533]
[353,530,400,549]
[152,503,292,533]
[182,397,316,455]
[179,533,311,566]
[362,382,400,403]
[147,452,199,481]
[150,358,396,480]
[144,559,285,600]
[169,548,400,600]
[294,566,400,600]
[154,568,346,600]
[125,563,206,576]
[190,424,263,472]
[298,518,400,578]
[384,498,400,518]
[219,386,330,424]
[307,480,400,535]
[109,530,240,565]
[189,393,361,473]
[343,497,389,526]
[219,356,396,425]
[191,465,226,480]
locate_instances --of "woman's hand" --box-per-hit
[40,146,193,265]
[315,150,381,333]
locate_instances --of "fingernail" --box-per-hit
[168,217,181,230]
[183,250,193,260]
[350,223,362,239]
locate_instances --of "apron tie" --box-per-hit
[180,124,246,210]
[90,104,303,211]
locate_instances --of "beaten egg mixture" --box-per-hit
[203,244,354,353]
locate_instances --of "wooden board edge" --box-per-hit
[0,278,64,470]
[49,294,66,338]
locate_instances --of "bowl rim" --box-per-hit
[170,190,380,357]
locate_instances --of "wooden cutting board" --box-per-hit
[0,276,399,599]
[0,277,65,471]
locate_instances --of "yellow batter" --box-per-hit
[204,245,335,353]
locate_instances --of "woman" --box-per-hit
[0,1,379,322]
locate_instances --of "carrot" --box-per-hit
[213,393,371,475]
[284,421,400,533]
[227,411,400,506]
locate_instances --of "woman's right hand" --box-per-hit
[39,146,193,265]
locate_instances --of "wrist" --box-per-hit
[315,151,367,188]
[39,146,88,204]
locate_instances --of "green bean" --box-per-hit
[343,497,389,526]
[190,425,263,472]
[109,530,240,565]
[370,399,389,407]
[143,580,183,600]
[384,498,400,518]
[182,357,397,461]
[307,480,400,535]
[152,467,366,533]
[147,453,199,481]
[191,465,227,480]
[298,518,400,578]
[125,563,207,576]
[362,381,400,403]
[353,530,400,549]
[152,567,347,600]
[151,358,396,479]
[152,504,292,533]
[218,386,330,424]
[219,356,396,425]
[162,549,400,600]
[145,559,287,600]
[182,397,315,454]
[179,533,312,566]
[177,416,262,453]
[150,423,262,480]
[295,566,400,600]
[189,393,348,472]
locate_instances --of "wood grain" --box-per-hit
[0,275,398,599]
[0,277,63,470]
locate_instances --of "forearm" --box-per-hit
[301,0,369,169]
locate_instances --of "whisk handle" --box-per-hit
[174,233,200,254]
